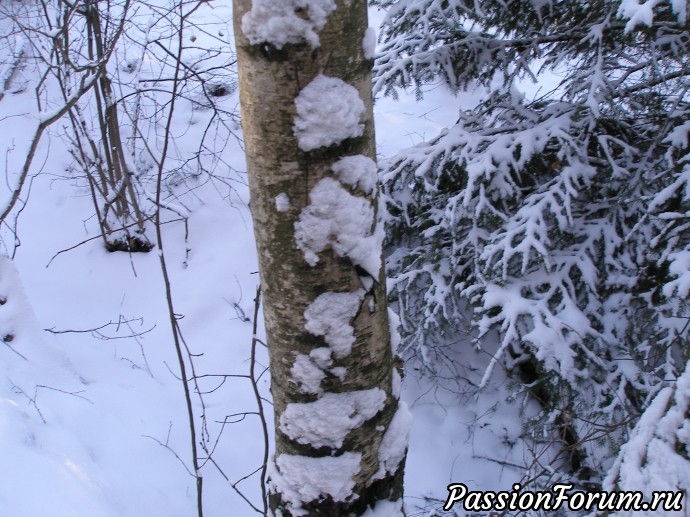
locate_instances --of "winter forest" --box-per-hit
[0,0,689,515]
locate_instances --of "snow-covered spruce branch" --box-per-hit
[377,0,690,486]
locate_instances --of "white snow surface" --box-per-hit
[291,354,327,394]
[241,0,336,49]
[271,452,361,512]
[387,307,402,353]
[304,289,364,357]
[293,75,365,151]
[362,27,377,60]
[619,0,688,29]
[375,402,413,479]
[294,178,382,276]
[603,359,690,515]
[332,154,378,195]
[279,388,386,448]
[275,192,291,212]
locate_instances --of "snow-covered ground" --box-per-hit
[0,3,532,516]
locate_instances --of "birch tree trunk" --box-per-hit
[233,1,409,515]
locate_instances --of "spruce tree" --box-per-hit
[374,0,690,486]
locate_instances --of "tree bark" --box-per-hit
[233,1,408,515]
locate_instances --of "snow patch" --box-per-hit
[309,346,333,368]
[241,0,336,49]
[291,354,327,394]
[271,452,361,513]
[362,27,377,60]
[617,0,686,30]
[280,389,386,448]
[388,307,402,354]
[275,193,291,212]
[293,75,365,151]
[304,290,364,357]
[329,366,347,380]
[294,178,382,276]
[374,402,412,479]
[331,155,378,195]
[360,274,375,292]
[663,250,690,298]
[391,368,402,399]
[604,359,690,512]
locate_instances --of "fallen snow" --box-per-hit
[241,0,336,49]
[271,452,361,512]
[331,154,378,195]
[293,75,365,151]
[304,290,364,357]
[279,388,386,448]
[294,178,382,276]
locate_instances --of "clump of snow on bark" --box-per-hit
[374,402,412,479]
[241,0,336,49]
[330,366,347,380]
[304,289,364,357]
[391,368,402,399]
[331,155,378,194]
[362,27,377,60]
[275,192,291,212]
[361,499,404,516]
[291,354,327,394]
[388,307,402,353]
[293,75,365,152]
[279,389,386,448]
[294,178,382,276]
[360,274,375,292]
[270,452,361,513]
[309,346,333,368]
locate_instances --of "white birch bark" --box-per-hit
[233,1,408,515]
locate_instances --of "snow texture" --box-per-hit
[279,388,386,448]
[663,250,690,298]
[604,360,690,515]
[360,274,375,292]
[293,75,365,151]
[374,402,412,479]
[271,452,361,514]
[362,27,377,60]
[304,289,364,357]
[294,178,382,276]
[331,155,378,195]
[291,354,327,394]
[330,366,347,380]
[387,307,401,353]
[275,192,291,212]
[290,348,350,393]
[619,0,687,29]
[391,367,402,399]
[241,0,336,49]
